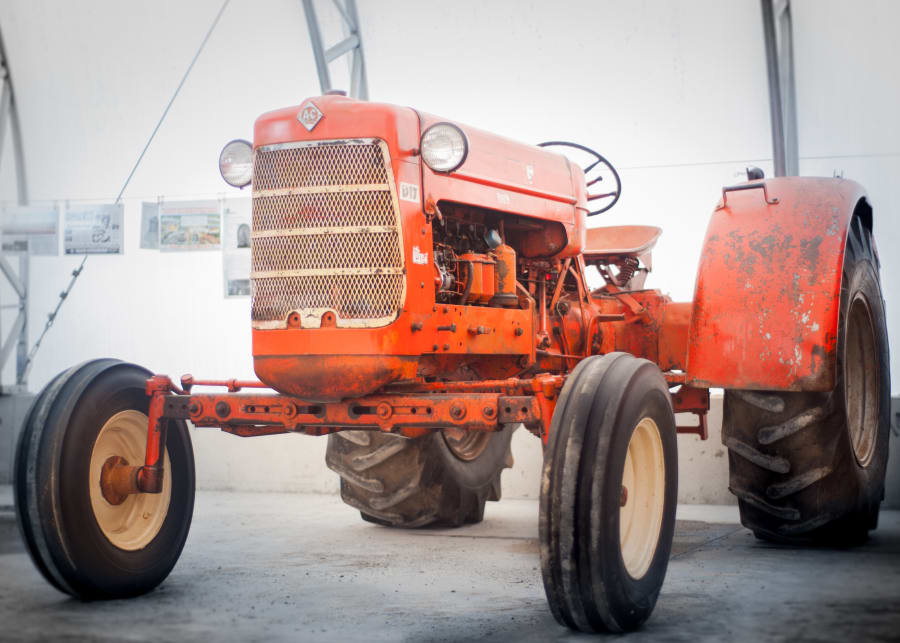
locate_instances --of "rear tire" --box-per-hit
[540,353,678,633]
[723,214,891,544]
[326,426,514,528]
[14,359,195,599]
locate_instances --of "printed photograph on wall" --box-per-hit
[159,200,221,251]
[64,203,124,254]
[222,198,251,297]
[140,202,160,249]
[0,206,59,255]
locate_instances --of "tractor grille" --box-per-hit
[250,139,406,329]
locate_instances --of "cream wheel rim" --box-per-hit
[442,427,491,462]
[844,293,879,467]
[89,410,171,551]
[619,416,666,579]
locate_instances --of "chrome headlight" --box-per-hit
[219,139,253,188]
[420,123,468,173]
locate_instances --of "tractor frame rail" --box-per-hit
[128,371,709,496]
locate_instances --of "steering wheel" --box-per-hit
[538,141,622,215]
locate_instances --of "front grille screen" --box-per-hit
[251,139,405,329]
[253,140,389,190]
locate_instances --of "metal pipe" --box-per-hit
[460,260,475,305]
[777,1,799,175]
[325,34,359,62]
[344,0,368,100]
[0,84,10,171]
[761,0,786,177]
[302,0,333,93]
[539,276,548,337]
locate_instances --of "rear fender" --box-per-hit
[686,177,872,392]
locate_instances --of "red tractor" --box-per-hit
[14,95,891,633]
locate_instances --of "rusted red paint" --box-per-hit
[147,374,564,440]
[418,109,588,259]
[180,375,268,393]
[658,302,692,372]
[138,378,169,493]
[254,355,420,402]
[99,456,140,505]
[671,386,710,439]
[252,304,534,401]
[686,177,867,392]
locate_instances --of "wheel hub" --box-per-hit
[89,410,172,551]
[99,455,137,506]
[442,427,491,462]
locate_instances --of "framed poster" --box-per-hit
[222,199,251,297]
[0,206,59,255]
[64,203,124,254]
[159,200,221,251]
[140,202,160,249]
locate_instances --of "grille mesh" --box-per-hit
[252,274,405,323]
[253,142,388,190]
[253,191,396,231]
[251,139,405,328]
[252,232,401,273]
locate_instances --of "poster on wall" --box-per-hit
[140,202,160,249]
[64,203,124,254]
[159,200,221,251]
[0,206,59,255]
[222,198,251,297]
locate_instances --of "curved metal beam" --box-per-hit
[0,23,27,204]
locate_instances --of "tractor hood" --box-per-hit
[254,94,421,169]
[254,96,586,256]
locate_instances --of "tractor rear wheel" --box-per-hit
[326,425,514,528]
[540,353,678,633]
[723,215,891,544]
[14,359,195,599]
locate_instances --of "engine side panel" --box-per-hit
[417,112,588,258]
[686,177,868,392]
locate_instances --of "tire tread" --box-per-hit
[723,213,890,544]
[326,426,513,528]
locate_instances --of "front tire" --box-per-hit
[14,359,195,599]
[540,353,678,633]
[723,214,891,544]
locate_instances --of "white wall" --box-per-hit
[792,0,900,380]
[0,1,896,498]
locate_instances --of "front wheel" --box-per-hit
[540,353,678,633]
[14,359,195,599]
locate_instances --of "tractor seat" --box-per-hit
[583,225,662,260]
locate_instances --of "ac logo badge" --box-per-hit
[297,101,323,132]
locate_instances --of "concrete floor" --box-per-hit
[1,488,899,642]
